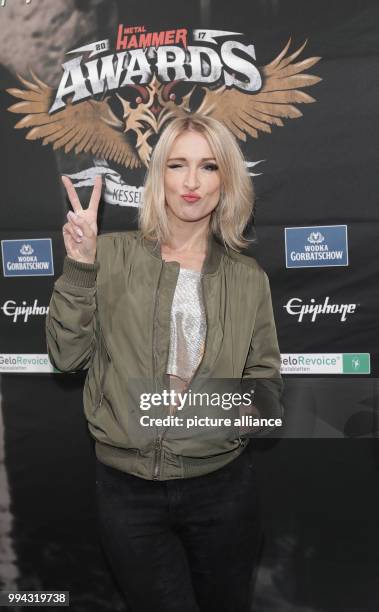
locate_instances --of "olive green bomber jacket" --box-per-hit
[46,230,283,480]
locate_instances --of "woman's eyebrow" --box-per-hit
[167,157,217,161]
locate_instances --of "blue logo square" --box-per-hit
[285,225,348,268]
[1,238,54,277]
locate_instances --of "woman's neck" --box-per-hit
[164,218,210,254]
[161,221,210,272]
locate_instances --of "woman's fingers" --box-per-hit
[67,211,94,237]
[61,175,99,264]
[62,175,101,226]
[88,175,102,213]
[63,222,82,243]
[62,176,83,213]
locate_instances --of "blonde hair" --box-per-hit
[139,112,255,251]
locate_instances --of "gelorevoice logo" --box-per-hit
[1,299,49,323]
[281,353,370,375]
[285,225,348,268]
[1,238,54,277]
[0,354,56,373]
[284,297,357,322]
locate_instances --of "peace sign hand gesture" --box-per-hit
[62,175,102,265]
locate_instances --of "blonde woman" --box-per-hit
[46,113,282,611]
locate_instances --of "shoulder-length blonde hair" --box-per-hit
[139,112,254,251]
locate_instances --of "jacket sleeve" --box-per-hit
[241,269,284,425]
[45,254,100,373]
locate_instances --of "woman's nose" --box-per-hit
[183,168,200,191]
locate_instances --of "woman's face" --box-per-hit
[164,130,221,225]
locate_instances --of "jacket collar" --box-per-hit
[141,230,225,275]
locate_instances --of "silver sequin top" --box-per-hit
[166,268,207,383]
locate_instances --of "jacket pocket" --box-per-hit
[95,325,112,415]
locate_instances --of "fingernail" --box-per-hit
[76,228,83,237]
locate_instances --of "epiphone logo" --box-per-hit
[284,297,357,322]
[1,299,49,323]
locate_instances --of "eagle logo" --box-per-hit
[308,232,325,244]
[7,38,321,170]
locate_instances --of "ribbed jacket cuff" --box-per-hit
[61,256,99,288]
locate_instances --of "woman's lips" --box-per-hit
[182,195,201,202]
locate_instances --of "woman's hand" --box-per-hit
[61,175,102,264]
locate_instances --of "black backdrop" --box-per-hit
[1,1,379,610]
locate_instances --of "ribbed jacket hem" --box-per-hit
[95,439,250,481]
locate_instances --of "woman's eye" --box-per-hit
[167,163,218,171]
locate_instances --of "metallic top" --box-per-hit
[166,267,207,384]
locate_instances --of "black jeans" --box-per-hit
[95,445,262,612]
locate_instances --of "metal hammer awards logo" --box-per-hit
[6,27,321,206]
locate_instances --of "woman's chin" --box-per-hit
[171,208,212,224]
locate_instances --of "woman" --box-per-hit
[46,113,283,612]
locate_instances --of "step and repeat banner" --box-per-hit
[0,1,379,610]
[1,4,378,384]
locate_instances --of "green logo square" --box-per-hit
[342,353,370,374]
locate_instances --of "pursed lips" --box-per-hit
[181,194,201,202]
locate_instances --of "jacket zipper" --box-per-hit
[186,273,209,389]
[152,262,163,480]
[166,272,208,427]
[152,264,208,478]
[152,261,163,393]
[153,435,163,479]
